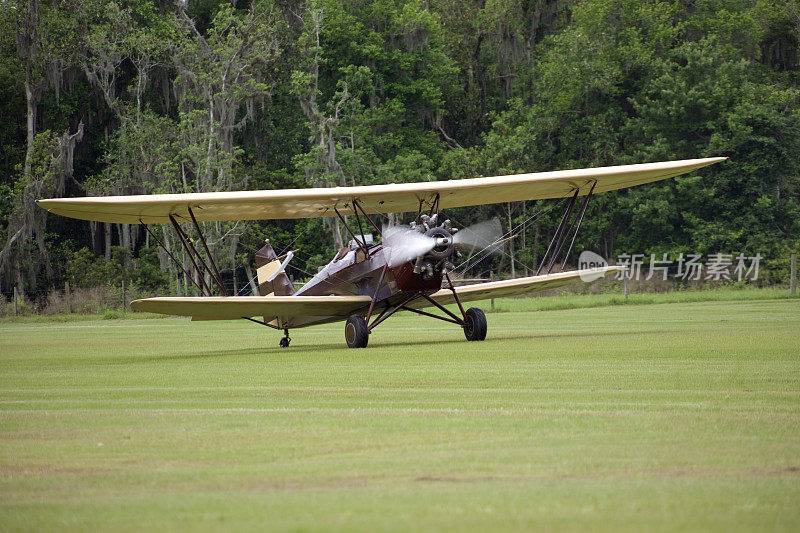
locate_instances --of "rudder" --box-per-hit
[254,241,295,296]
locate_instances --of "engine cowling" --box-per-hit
[410,215,458,279]
[424,226,454,260]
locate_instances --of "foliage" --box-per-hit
[65,246,108,288]
[0,0,798,294]
[64,245,167,291]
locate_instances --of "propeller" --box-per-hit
[452,218,503,254]
[381,225,437,267]
[381,218,504,269]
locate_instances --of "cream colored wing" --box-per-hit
[418,266,622,308]
[37,157,726,223]
[130,295,372,321]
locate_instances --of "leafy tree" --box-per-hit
[1,0,798,293]
[65,246,107,288]
[133,246,168,291]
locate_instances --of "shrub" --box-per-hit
[65,247,109,288]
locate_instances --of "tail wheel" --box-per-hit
[279,329,291,348]
[463,307,487,341]
[345,315,369,348]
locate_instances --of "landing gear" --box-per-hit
[345,315,369,348]
[463,307,487,341]
[279,329,291,348]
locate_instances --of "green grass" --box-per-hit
[2,286,793,323]
[1,298,799,531]
[0,310,167,323]
[486,286,796,313]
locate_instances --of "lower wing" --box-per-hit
[421,266,622,307]
[131,267,620,322]
[130,295,372,323]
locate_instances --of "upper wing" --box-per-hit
[37,157,725,223]
[418,266,622,308]
[130,295,371,321]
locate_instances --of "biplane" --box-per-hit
[37,157,726,348]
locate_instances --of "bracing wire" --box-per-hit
[453,197,569,275]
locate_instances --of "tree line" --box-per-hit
[1,0,798,299]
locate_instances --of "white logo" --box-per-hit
[578,250,608,282]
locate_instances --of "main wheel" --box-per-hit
[279,328,291,348]
[463,307,487,341]
[345,315,369,348]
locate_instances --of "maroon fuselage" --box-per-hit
[295,243,442,310]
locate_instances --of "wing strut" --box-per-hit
[141,213,229,297]
[334,207,367,251]
[536,181,597,275]
[537,189,579,275]
[559,180,597,270]
[334,198,385,254]
[352,199,382,236]
[169,215,215,296]
[141,222,207,294]
[428,193,440,217]
[242,316,281,330]
[187,207,228,296]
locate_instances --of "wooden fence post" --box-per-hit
[490,271,495,310]
[624,269,629,300]
[65,281,71,314]
[13,287,18,316]
[791,253,797,296]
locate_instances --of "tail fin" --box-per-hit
[255,241,295,296]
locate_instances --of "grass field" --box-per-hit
[1,286,794,323]
[1,297,799,531]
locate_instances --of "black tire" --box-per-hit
[345,314,369,348]
[463,307,487,341]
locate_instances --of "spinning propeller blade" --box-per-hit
[381,225,436,267]
[452,218,503,254]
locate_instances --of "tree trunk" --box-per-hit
[23,76,36,184]
[104,223,112,262]
[244,263,259,296]
[121,223,131,251]
[90,222,100,254]
[325,217,344,249]
[14,256,24,296]
[16,65,37,292]
[130,224,140,251]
